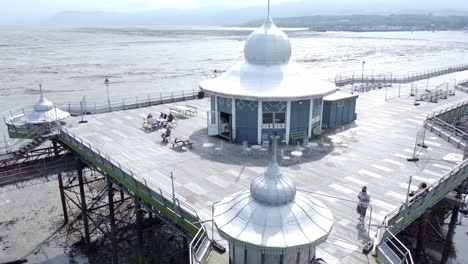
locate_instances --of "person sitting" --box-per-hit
[161,127,171,143]
[409,182,428,202]
[166,113,174,123]
[409,182,428,197]
[159,112,168,119]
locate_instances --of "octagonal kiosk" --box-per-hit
[4,87,70,138]
[199,16,336,144]
[213,138,334,263]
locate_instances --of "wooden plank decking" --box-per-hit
[64,87,468,263]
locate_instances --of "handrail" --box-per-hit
[57,126,204,235]
[374,157,468,260]
[0,125,56,156]
[335,64,468,85]
[3,89,199,128]
[189,223,209,264]
[383,229,414,264]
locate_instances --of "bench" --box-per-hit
[290,131,307,144]
[172,137,193,150]
[170,107,185,118]
[142,118,163,131]
[185,105,198,116]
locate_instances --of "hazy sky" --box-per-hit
[1,0,468,25]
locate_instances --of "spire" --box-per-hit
[39,84,43,98]
[250,134,297,205]
[266,0,273,23]
[267,0,271,19]
[269,134,279,173]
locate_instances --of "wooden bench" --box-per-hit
[172,137,193,150]
[185,105,198,116]
[170,107,185,118]
[290,131,307,144]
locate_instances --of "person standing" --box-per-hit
[357,186,370,223]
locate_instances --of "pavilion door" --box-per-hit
[207,111,219,136]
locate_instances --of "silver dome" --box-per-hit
[244,18,291,64]
[250,144,296,205]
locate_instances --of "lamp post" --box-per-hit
[361,60,366,83]
[104,78,111,112]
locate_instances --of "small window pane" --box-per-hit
[263,113,273,124]
[275,112,285,124]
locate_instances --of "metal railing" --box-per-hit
[3,89,200,128]
[0,126,55,157]
[427,99,468,124]
[57,126,211,261]
[58,125,202,226]
[335,64,468,86]
[378,227,414,264]
[189,224,209,264]
[374,147,468,260]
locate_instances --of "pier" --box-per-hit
[2,83,468,263]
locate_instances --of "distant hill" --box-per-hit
[242,14,468,31]
[45,1,468,27]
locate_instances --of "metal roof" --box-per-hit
[25,91,70,124]
[213,139,334,253]
[199,61,336,101]
[324,91,359,102]
[244,18,291,65]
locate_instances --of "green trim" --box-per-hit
[384,169,468,240]
[59,136,199,236]
[8,130,39,139]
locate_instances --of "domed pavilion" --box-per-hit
[199,13,336,144]
[213,138,334,263]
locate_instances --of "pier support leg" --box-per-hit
[120,189,125,201]
[183,236,188,249]
[135,200,144,264]
[441,204,459,264]
[108,178,118,264]
[415,211,428,261]
[78,168,91,249]
[57,173,68,224]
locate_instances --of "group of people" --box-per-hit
[145,112,175,143]
[356,182,428,224]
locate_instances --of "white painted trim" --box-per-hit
[231,98,236,141]
[285,101,291,145]
[319,99,324,132]
[258,101,262,144]
[308,98,313,138]
[214,95,218,112]
[201,89,336,103]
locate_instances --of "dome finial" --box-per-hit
[39,84,43,98]
[271,133,279,165]
[267,0,271,20]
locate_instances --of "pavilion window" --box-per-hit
[262,112,285,128]
[312,98,322,129]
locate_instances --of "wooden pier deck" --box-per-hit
[63,87,468,263]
